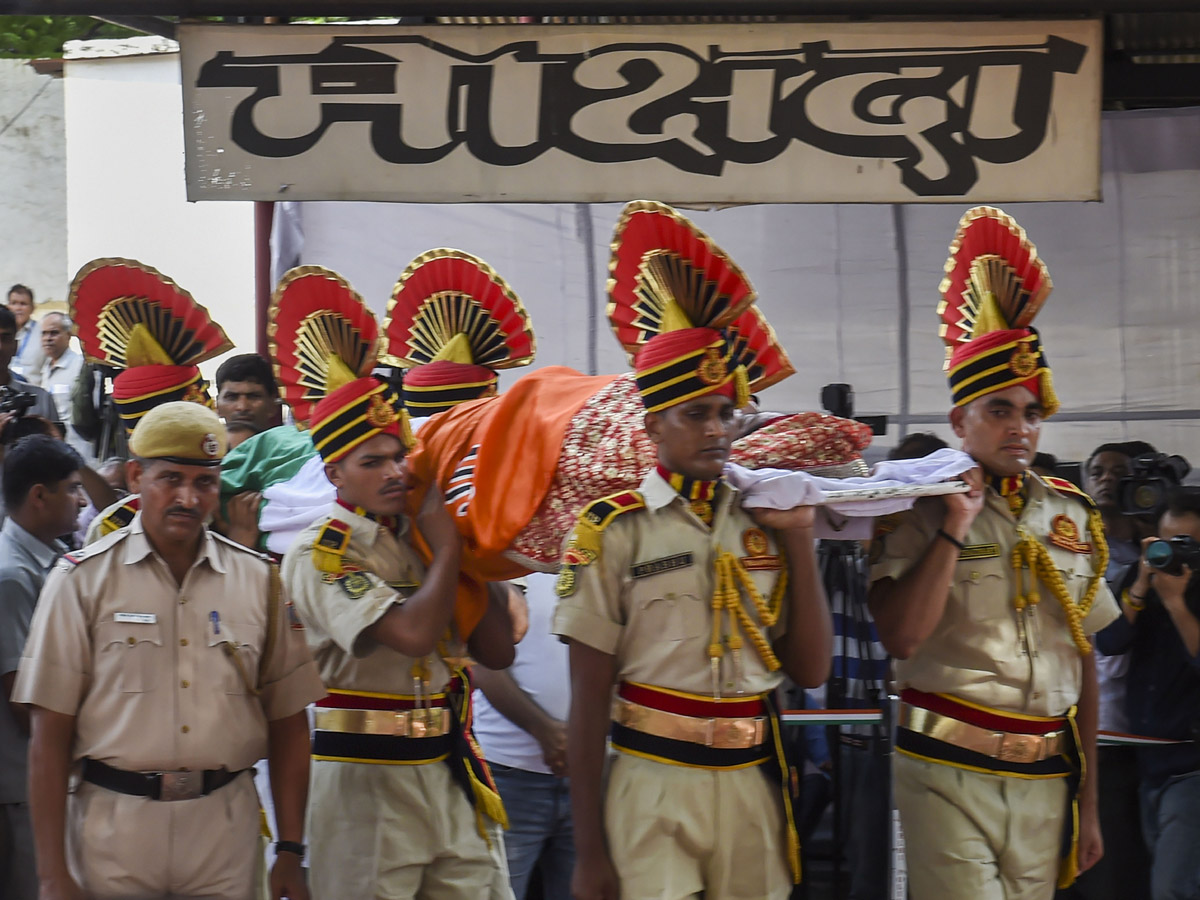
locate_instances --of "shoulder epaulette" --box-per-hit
[578,491,646,531]
[1041,475,1098,511]
[568,491,645,563]
[56,528,127,571]
[99,497,141,537]
[312,518,352,574]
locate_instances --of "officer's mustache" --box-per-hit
[165,506,200,519]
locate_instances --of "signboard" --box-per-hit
[179,19,1101,204]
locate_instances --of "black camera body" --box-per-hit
[1146,535,1200,577]
[0,384,35,417]
[1119,453,1191,520]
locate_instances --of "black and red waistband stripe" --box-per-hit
[901,688,1064,735]
[618,682,765,719]
[315,691,449,711]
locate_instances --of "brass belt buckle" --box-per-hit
[409,708,429,738]
[996,732,1040,764]
[158,770,204,801]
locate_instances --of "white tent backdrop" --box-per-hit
[273,106,1200,466]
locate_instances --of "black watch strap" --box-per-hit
[275,840,306,860]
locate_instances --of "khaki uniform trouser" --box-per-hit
[67,771,259,900]
[307,758,512,900]
[895,752,1068,900]
[604,751,792,900]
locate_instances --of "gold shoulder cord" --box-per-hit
[708,549,788,696]
[1010,508,1108,656]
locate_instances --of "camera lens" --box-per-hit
[1146,539,1174,571]
[1134,484,1161,512]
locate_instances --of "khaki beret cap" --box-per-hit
[128,401,227,466]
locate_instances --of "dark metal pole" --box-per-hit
[8,0,1200,16]
[254,201,274,360]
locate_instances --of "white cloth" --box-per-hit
[258,417,432,556]
[727,448,977,539]
[260,455,336,556]
[471,573,570,774]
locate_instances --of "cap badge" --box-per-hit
[200,433,220,458]
[183,383,208,405]
[1009,341,1038,378]
[696,347,725,386]
[366,392,397,428]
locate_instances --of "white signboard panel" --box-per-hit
[180,19,1101,204]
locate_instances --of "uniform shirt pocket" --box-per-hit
[206,621,264,695]
[95,620,164,693]
[631,590,709,642]
[956,558,1010,619]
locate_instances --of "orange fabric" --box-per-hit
[406,366,619,637]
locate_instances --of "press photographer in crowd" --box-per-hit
[1057,443,1163,899]
[1096,480,1200,900]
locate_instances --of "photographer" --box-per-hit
[1096,486,1200,900]
[0,306,56,434]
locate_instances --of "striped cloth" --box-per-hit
[820,540,889,737]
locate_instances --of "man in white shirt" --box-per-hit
[473,574,574,899]
[5,286,43,386]
[36,313,89,461]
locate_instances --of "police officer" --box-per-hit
[281,374,516,900]
[15,402,325,900]
[553,319,832,900]
[867,207,1120,900]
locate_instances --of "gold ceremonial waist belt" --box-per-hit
[612,697,766,750]
[899,703,1065,764]
[312,707,452,739]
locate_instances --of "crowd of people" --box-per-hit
[0,200,1197,900]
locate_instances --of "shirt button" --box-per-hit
[179,597,187,605]
[180,638,188,647]
[126,636,136,645]
[181,680,189,689]
[970,571,981,583]
[181,725,190,734]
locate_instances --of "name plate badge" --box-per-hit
[113,612,157,624]
[958,543,1000,561]
[631,553,694,578]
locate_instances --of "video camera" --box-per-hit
[1119,453,1191,520]
[0,384,36,443]
[1146,535,1200,577]
[0,383,35,417]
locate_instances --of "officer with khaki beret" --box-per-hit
[15,401,325,900]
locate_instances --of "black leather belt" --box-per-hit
[81,758,248,801]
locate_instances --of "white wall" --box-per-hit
[63,41,256,378]
[0,59,67,305]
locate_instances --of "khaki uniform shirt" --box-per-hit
[13,514,325,772]
[553,469,788,698]
[869,474,1120,717]
[282,505,458,694]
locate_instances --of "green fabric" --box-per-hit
[219,426,318,551]
[221,425,316,497]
